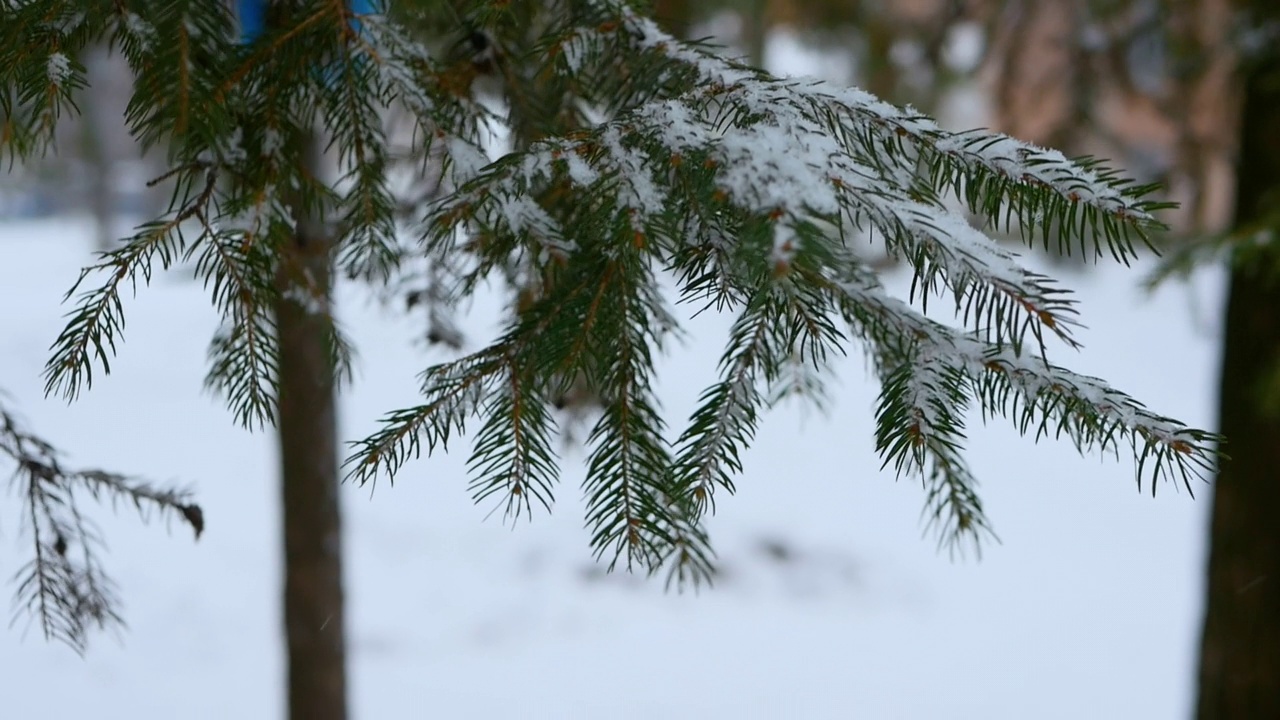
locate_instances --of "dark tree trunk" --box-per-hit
[741,0,769,71]
[275,136,348,720]
[651,0,693,38]
[1195,4,1280,716]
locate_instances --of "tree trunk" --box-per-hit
[1195,5,1280,716]
[651,0,693,38]
[275,134,348,720]
[741,0,769,71]
[82,43,116,251]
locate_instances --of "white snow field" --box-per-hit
[0,215,1221,719]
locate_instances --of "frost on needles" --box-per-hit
[7,0,1218,589]
[348,1,1218,583]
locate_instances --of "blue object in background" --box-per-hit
[237,0,266,44]
[237,0,385,44]
[348,0,382,36]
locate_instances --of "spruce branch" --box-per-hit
[194,212,276,399]
[588,0,1170,252]
[875,355,992,555]
[670,276,846,520]
[671,297,769,516]
[318,10,402,283]
[824,267,1216,495]
[0,0,94,159]
[44,164,220,402]
[1,401,201,654]
[121,0,238,152]
[578,257,707,577]
[7,0,1223,590]
[346,350,506,489]
[339,0,1219,575]
[466,357,561,522]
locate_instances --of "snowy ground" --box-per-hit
[0,213,1222,718]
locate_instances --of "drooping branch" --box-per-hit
[1,399,202,654]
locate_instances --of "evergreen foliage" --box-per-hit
[3,0,1218,638]
[0,396,202,653]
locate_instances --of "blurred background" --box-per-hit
[1,1,1253,718]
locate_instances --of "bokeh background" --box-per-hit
[1,2,1238,717]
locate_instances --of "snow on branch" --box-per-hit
[434,56,1082,355]
[12,0,1214,589]
[592,0,1166,257]
[428,7,1135,349]
[826,267,1214,495]
[367,2,1222,572]
[347,350,505,489]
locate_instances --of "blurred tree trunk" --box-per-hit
[252,1,348,716]
[275,130,348,720]
[82,43,115,250]
[741,0,769,70]
[860,9,901,104]
[651,0,693,38]
[1195,1,1280,716]
[260,9,348,720]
